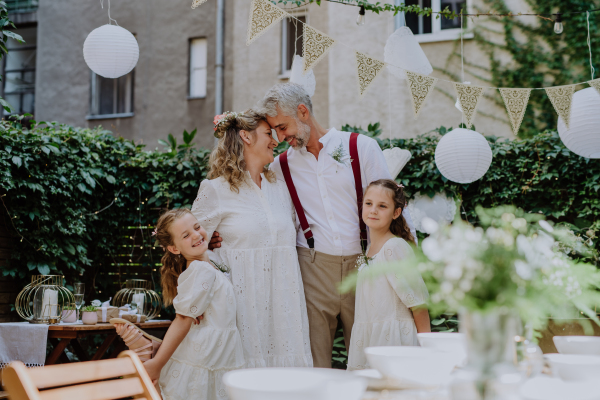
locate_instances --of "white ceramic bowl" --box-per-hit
[553,336,600,356]
[223,368,366,400]
[417,332,467,366]
[364,346,456,389]
[544,353,600,382]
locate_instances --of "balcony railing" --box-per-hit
[6,0,38,13]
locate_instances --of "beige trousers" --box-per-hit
[297,247,360,368]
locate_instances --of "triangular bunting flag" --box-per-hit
[454,83,485,129]
[499,88,532,135]
[588,78,600,96]
[302,25,335,75]
[545,85,576,130]
[246,0,287,46]
[355,51,385,96]
[405,71,438,118]
[191,0,208,8]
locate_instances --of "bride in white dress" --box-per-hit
[192,110,313,368]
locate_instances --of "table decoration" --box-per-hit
[113,279,161,320]
[81,306,99,325]
[552,336,600,356]
[16,275,75,324]
[74,282,85,322]
[93,298,120,323]
[61,306,77,323]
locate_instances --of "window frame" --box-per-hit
[395,0,474,43]
[188,37,208,100]
[86,70,135,120]
[1,25,37,117]
[280,12,308,79]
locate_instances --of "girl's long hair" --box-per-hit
[365,179,415,244]
[155,208,192,306]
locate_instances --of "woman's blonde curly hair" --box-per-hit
[209,109,275,192]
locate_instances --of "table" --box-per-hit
[46,321,171,365]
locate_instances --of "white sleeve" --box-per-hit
[382,239,429,308]
[173,261,217,318]
[359,136,418,245]
[191,179,222,240]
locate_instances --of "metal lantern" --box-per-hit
[113,279,162,320]
[16,275,75,324]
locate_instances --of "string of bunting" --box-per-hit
[200,0,600,135]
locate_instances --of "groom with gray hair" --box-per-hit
[254,82,417,368]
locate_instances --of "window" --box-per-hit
[281,15,306,76]
[395,0,471,43]
[88,71,134,119]
[2,26,36,116]
[189,38,207,99]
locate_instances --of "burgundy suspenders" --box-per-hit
[280,132,367,253]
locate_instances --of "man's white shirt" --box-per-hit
[270,128,417,256]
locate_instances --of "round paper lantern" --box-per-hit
[434,128,492,184]
[384,27,433,80]
[290,55,316,97]
[557,87,600,159]
[83,24,139,79]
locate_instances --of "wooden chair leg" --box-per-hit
[46,339,71,365]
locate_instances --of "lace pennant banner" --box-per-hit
[499,88,532,135]
[302,25,336,75]
[191,0,208,8]
[355,51,385,96]
[454,83,485,129]
[545,85,576,130]
[405,71,438,118]
[246,0,287,46]
[588,78,600,96]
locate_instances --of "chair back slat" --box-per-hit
[27,357,137,389]
[38,377,144,400]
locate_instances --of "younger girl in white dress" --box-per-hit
[125,208,244,400]
[348,179,431,371]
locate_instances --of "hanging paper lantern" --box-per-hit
[83,25,139,79]
[290,55,316,97]
[384,27,433,80]
[557,87,600,159]
[434,128,492,184]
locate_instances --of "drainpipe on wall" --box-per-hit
[215,0,225,145]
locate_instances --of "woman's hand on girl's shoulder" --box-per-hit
[209,231,222,249]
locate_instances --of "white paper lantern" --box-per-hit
[557,87,600,159]
[434,128,492,184]
[382,147,411,179]
[83,24,139,79]
[290,55,316,97]
[384,27,433,80]
[407,192,457,233]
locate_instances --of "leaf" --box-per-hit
[0,97,14,113]
[27,261,37,271]
[37,264,50,275]
[11,155,21,167]
[3,30,24,43]
[77,183,87,192]
[168,134,177,152]
[106,175,116,184]
[29,212,35,221]
[64,244,76,255]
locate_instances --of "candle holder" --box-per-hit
[113,279,162,320]
[16,275,76,324]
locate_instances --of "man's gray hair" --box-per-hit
[257,83,313,118]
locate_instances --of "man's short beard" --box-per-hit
[290,119,311,150]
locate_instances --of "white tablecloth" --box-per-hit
[0,322,48,369]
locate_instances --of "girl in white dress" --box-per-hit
[348,179,431,371]
[124,208,245,400]
[192,110,312,368]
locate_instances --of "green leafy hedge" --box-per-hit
[1,119,598,295]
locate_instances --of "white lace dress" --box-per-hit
[158,260,245,400]
[192,174,313,368]
[347,237,429,371]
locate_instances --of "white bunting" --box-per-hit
[499,88,532,135]
[545,85,576,130]
[302,25,335,75]
[454,83,485,129]
[405,71,438,118]
[246,0,287,46]
[191,0,208,8]
[588,78,600,96]
[355,51,385,96]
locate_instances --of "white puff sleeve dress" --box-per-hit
[347,237,429,371]
[192,175,312,368]
[158,260,245,400]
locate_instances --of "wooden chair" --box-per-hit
[2,350,161,400]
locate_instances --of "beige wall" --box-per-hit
[36,0,218,149]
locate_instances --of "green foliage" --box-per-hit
[0,2,24,113]
[473,0,600,137]
[81,305,99,312]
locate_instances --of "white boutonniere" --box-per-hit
[211,260,231,279]
[356,253,374,272]
[329,140,352,168]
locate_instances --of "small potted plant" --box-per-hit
[61,305,77,323]
[81,305,99,325]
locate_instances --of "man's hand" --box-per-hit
[209,231,222,250]
[143,358,162,382]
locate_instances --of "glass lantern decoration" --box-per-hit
[16,275,75,324]
[113,279,162,320]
